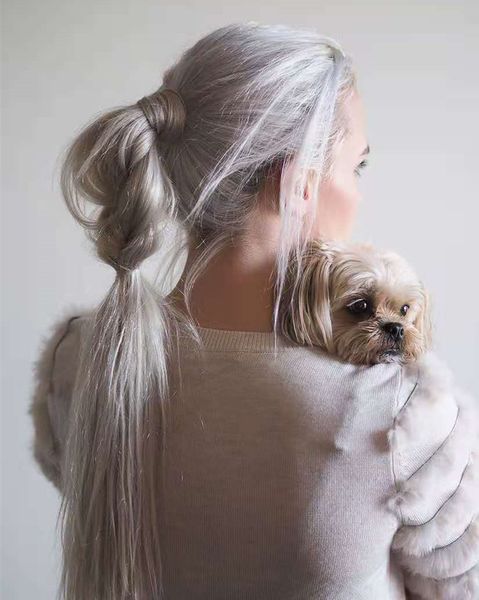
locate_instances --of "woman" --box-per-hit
[29,22,478,600]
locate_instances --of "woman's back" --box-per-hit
[164,322,409,599]
[34,311,414,599]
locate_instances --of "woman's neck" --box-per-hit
[169,241,278,333]
[168,205,283,332]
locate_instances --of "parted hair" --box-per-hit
[57,21,357,600]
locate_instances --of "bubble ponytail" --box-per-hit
[57,86,186,600]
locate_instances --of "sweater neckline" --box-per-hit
[187,325,299,352]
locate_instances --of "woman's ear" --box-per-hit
[280,161,318,214]
[303,168,314,201]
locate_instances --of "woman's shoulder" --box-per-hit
[177,325,419,414]
[33,308,91,395]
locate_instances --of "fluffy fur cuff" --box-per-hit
[387,351,479,598]
[28,304,89,492]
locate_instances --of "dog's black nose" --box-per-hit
[382,322,404,341]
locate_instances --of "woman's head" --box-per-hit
[57,22,359,600]
[252,87,368,244]
[307,88,369,240]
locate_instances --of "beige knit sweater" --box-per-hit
[28,308,479,599]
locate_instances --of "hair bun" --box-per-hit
[137,87,186,142]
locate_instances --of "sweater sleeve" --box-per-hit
[387,351,479,600]
[27,309,87,493]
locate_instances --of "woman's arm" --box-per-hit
[388,351,479,599]
[28,308,87,492]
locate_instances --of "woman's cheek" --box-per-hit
[317,176,360,239]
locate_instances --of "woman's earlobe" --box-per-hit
[303,167,320,203]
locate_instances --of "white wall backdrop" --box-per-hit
[2,1,478,597]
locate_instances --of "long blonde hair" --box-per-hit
[57,21,356,599]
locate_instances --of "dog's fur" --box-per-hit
[278,238,432,365]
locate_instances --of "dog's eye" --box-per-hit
[400,304,410,316]
[347,299,370,314]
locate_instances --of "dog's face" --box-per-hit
[279,239,432,365]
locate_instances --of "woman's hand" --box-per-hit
[387,351,479,600]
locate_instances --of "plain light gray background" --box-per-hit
[2,1,478,598]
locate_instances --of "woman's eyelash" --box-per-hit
[354,158,369,177]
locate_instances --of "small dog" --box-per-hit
[277,238,432,365]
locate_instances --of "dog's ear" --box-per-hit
[305,249,335,351]
[278,242,335,352]
[415,282,433,351]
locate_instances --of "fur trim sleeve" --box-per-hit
[387,351,479,599]
[27,305,90,492]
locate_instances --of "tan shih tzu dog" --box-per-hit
[277,238,432,365]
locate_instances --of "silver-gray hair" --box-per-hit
[57,21,356,599]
